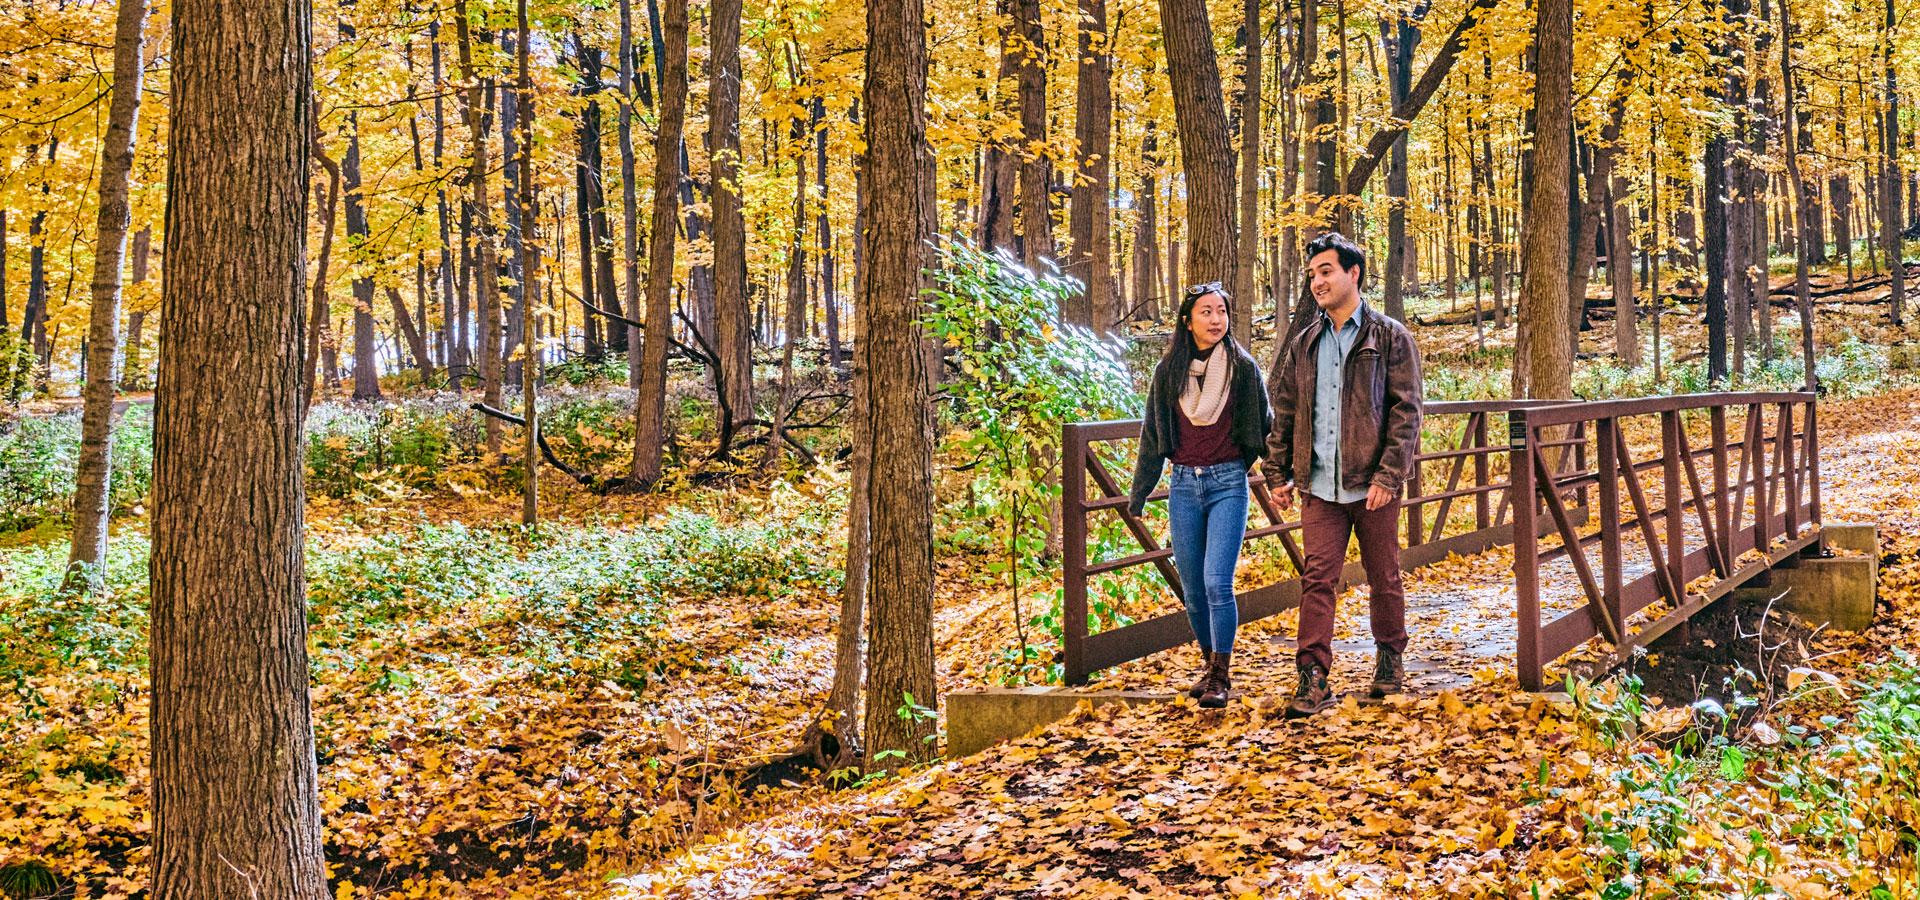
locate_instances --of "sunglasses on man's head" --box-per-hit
[1185,281,1224,297]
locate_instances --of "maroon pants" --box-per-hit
[1295,493,1408,672]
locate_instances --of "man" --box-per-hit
[1264,232,1424,718]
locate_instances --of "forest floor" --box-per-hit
[595,383,1920,899]
[6,266,1920,899]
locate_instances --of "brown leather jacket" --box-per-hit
[1264,305,1424,495]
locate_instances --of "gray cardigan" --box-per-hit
[1127,346,1273,516]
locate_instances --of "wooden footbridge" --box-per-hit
[1061,392,1822,691]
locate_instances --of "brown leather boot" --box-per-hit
[1285,664,1334,718]
[1198,651,1233,708]
[1186,644,1214,699]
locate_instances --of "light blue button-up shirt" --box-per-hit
[1308,303,1370,503]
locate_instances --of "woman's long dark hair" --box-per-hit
[1154,285,1243,406]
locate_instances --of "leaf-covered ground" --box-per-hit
[606,387,1920,899]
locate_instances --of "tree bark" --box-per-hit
[980,4,1019,254]
[1515,0,1572,400]
[1883,0,1904,325]
[1067,0,1113,333]
[458,22,504,451]
[619,0,644,388]
[861,0,939,771]
[65,0,149,590]
[1379,12,1417,323]
[151,0,326,890]
[1779,0,1815,388]
[518,0,540,524]
[342,80,381,401]
[1014,0,1053,268]
[1158,0,1237,292]
[1232,0,1262,342]
[631,0,687,487]
[711,0,752,426]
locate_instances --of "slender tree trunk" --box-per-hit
[816,96,841,369]
[66,0,148,590]
[151,0,325,890]
[517,0,540,524]
[711,0,752,428]
[1883,0,1904,325]
[1380,12,1416,322]
[766,113,807,471]
[619,0,644,388]
[1516,0,1572,399]
[457,23,504,450]
[432,22,459,372]
[500,71,526,388]
[1159,0,1237,292]
[1779,0,1815,388]
[631,0,687,486]
[862,0,938,771]
[1067,0,1113,333]
[1233,0,1262,342]
[1134,106,1162,324]
[980,4,1019,254]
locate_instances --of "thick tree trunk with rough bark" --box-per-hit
[1380,14,1416,323]
[980,4,1019,254]
[631,0,686,487]
[65,0,149,590]
[1159,0,1237,293]
[150,0,326,891]
[1066,0,1112,332]
[1515,0,1572,400]
[861,0,938,772]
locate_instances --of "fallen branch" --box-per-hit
[470,402,630,495]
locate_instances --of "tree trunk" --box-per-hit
[631,0,687,487]
[817,97,841,370]
[517,0,540,524]
[1159,0,1237,292]
[1704,134,1730,384]
[432,22,459,372]
[306,151,340,406]
[151,0,326,889]
[711,0,752,428]
[980,3,1019,254]
[1380,12,1417,323]
[1515,0,1572,400]
[499,72,526,388]
[826,348,870,761]
[1883,0,1904,325]
[65,0,149,590]
[342,86,381,401]
[1133,105,1162,324]
[1779,0,1815,388]
[861,0,939,771]
[619,0,644,388]
[1067,0,1112,333]
[1232,0,1262,342]
[458,20,504,452]
[1726,3,1753,376]
[766,111,807,472]
[1014,0,1053,268]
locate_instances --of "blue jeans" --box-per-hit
[1167,459,1248,653]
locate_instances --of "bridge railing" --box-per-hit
[1060,400,1590,686]
[1509,392,1820,690]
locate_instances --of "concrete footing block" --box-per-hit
[945,687,1175,759]
[1735,523,1879,633]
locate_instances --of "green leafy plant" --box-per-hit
[925,237,1140,683]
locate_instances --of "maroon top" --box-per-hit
[1169,386,1241,467]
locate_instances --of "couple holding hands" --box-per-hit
[1128,231,1425,716]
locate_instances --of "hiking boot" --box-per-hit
[1186,644,1214,699]
[1284,664,1334,719]
[1370,645,1406,699]
[1198,652,1233,709]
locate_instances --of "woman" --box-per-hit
[1127,282,1272,708]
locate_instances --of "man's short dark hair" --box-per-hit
[1304,231,1366,285]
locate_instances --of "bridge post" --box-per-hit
[1510,409,1542,692]
[1062,424,1090,686]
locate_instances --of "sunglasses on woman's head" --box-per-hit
[1186,282,1224,297]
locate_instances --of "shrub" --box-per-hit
[0,406,154,532]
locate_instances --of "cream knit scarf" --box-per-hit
[1180,345,1231,426]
